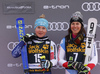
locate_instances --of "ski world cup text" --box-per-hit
[87,22,94,48]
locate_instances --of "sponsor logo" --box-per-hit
[17,19,25,39]
[7,63,22,67]
[87,38,92,48]
[48,22,69,31]
[89,22,94,34]
[29,64,40,67]
[6,25,32,29]
[43,5,70,9]
[7,6,32,10]
[7,42,19,51]
[6,22,69,31]
[3,2,35,14]
[28,41,32,44]
[28,44,49,54]
[82,2,100,11]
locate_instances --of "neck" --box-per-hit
[72,33,77,38]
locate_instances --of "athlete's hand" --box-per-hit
[22,33,32,42]
[40,59,52,69]
[72,62,83,71]
[67,56,74,68]
[68,61,81,69]
[24,69,29,73]
[78,66,90,74]
[72,62,89,74]
[67,61,73,68]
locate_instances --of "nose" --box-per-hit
[74,24,77,27]
[40,28,43,31]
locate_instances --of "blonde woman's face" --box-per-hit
[35,26,47,37]
[71,22,81,35]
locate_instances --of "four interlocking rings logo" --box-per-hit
[48,22,69,31]
[7,42,19,51]
[82,2,100,11]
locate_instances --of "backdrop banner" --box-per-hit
[3,1,35,14]
[0,0,100,74]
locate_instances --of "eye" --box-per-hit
[76,23,79,25]
[71,23,74,25]
[76,22,81,25]
[42,27,46,30]
[37,26,40,29]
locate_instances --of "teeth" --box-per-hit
[73,29,77,30]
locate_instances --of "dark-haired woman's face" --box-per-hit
[71,22,81,35]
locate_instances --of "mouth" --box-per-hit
[38,33,43,35]
[73,28,78,31]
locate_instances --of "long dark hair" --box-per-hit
[65,24,86,46]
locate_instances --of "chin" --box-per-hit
[38,35,44,38]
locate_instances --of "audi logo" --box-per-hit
[7,42,19,51]
[48,22,69,31]
[82,2,100,11]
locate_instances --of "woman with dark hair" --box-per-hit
[58,11,98,74]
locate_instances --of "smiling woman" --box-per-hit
[12,14,57,74]
[34,14,48,38]
[70,22,81,35]
[35,26,47,38]
[58,11,98,74]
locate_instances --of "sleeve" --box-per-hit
[50,41,57,66]
[58,38,68,67]
[12,41,25,58]
[87,42,98,70]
